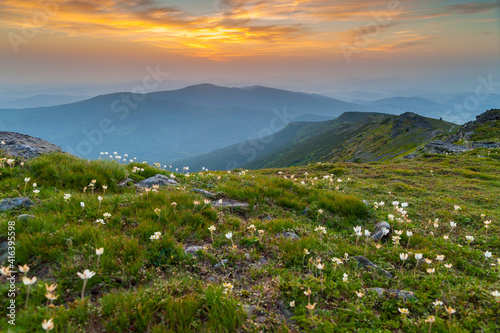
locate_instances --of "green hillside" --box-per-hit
[1,147,499,332]
[181,112,457,171]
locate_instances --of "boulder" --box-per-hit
[211,199,249,209]
[117,178,134,188]
[135,174,177,188]
[371,222,391,241]
[0,241,9,265]
[423,140,471,155]
[184,245,204,256]
[18,214,35,221]
[192,188,217,198]
[0,131,62,158]
[275,232,300,240]
[352,255,393,278]
[368,287,418,301]
[0,197,34,211]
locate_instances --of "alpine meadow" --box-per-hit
[1,0,499,332]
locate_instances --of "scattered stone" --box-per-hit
[211,199,249,209]
[17,214,35,221]
[184,245,204,256]
[117,178,134,188]
[208,277,216,283]
[214,259,228,268]
[403,153,418,159]
[192,188,217,198]
[423,140,471,155]
[352,255,393,278]
[368,287,418,301]
[255,316,266,324]
[0,131,63,159]
[263,216,273,221]
[0,197,34,211]
[275,232,300,240]
[243,304,257,318]
[258,257,268,265]
[0,241,9,265]
[371,222,391,241]
[135,174,177,188]
[278,301,296,325]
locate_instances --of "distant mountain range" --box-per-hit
[0,84,379,162]
[0,83,496,165]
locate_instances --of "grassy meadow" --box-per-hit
[0,150,499,332]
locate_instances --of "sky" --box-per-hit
[0,0,499,94]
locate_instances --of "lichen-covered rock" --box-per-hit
[0,131,62,158]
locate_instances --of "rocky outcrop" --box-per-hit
[445,109,499,143]
[0,132,62,158]
[391,112,438,140]
[423,140,471,155]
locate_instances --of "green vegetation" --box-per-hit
[1,150,499,332]
[181,112,456,171]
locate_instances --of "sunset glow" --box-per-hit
[1,0,499,86]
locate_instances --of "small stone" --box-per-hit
[368,287,418,301]
[18,214,35,221]
[211,199,249,209]
[0,241,9,265]
[275,232,300,240]
[117,178,133,188]
[214,259,228,268]
[135,174,177,188]
[0,197,34,211]
[184,245,204,256]
[192,188,217,198]
[371,221,391,241]
[352,255,393,278]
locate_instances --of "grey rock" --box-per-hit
[368,287,418,301]
[371,221,391,241]
[0,241,9,265]
[0,131,63,159]
[18,214,35,221]
[211,199,249,209]
[423,140,471,155]
[135,174,177,188]
[184,245,204,256]
[243,304,257,318]
[192,188,217,198]
[276,232,300,240]
[0,197,34,211]
[214,259,228,268]
[117,178,133,188]
[264,216,273,221]
[208,276,216,283]
[403,153,418,159]
[258,257,268,265]
[352,255,393,278]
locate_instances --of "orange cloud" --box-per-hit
[0,0,497,59]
